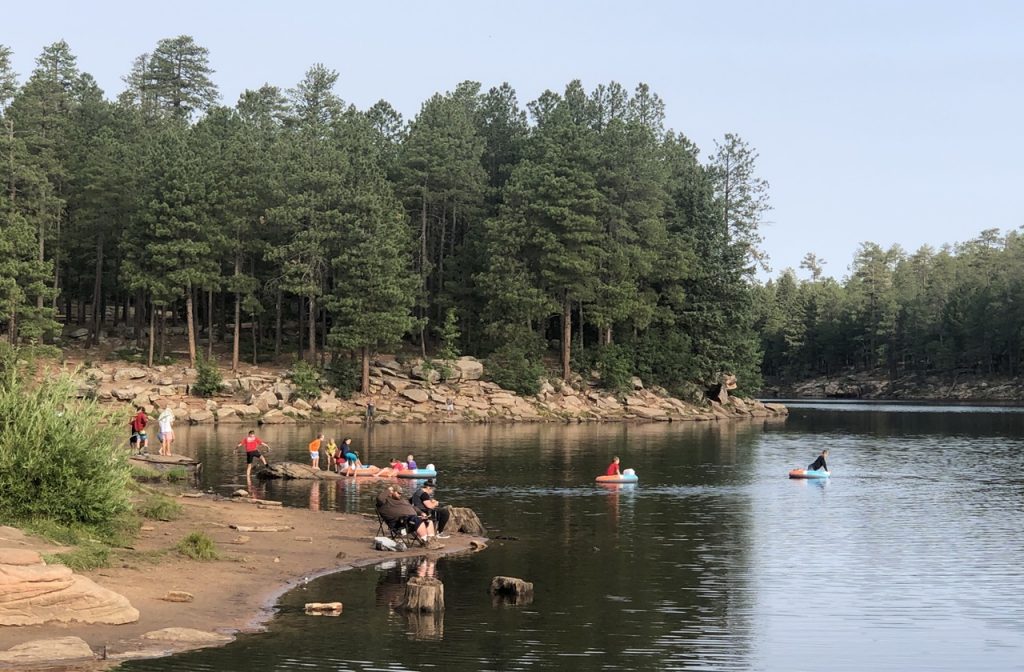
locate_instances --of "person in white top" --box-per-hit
[158,407,176,456]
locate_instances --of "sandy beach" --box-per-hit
[0,490,484,669]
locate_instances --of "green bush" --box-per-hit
[192,352,222,397]
[130,464,163,482]
[438,308,461,361]
[597,344,634,392]
[164,467,189,483]
[0,351,132,528]
[137,494,183,521]
[325,357,359,398]
[177,531,219,560]
[289,359,321,400]
[486,343,544,396]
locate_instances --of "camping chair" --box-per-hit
[375,510,428,547]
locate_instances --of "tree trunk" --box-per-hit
[274,289,282,357]
[361,345,370,395]
[159,306,166,360]
[298,296,305,358]
[399,576,444,613]
[562,295,572,382]
[147,299,155,367]
[207,288,214,359]
[86,231,104,349]
[185,285,197,367]
[232,263,241,371]
[308,294,317,364]
[252,313,258,366]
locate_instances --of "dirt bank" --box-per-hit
[0,491,484,669]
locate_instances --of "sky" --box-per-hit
[5,0,1023,280]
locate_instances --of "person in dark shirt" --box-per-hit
[411,480,451,538]
[376,486,434,541]
[808,449,829,472]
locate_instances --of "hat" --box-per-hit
[423,479,436,488]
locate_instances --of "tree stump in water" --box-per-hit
[448,506,486,536]
[398,576,444,613]
[489,576,533,604]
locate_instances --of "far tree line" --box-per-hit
[0,36,771,398]
[756,229,1024,385]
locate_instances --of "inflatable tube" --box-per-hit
[788,468,830,479]
[342,465,381,477]
[396,468,438,479]
[596,473,638,484]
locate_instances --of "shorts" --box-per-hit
[310,451,320,460]
[246,450,262,464]
[161,430,174,441]
[344,452,358,463]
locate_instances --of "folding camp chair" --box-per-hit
[376,510,428,547]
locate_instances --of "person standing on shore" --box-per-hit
[366,397,376,423]
[129,406,149,455]
[309,432,324,470]
[238,430,270,477]
[157,406,175,456]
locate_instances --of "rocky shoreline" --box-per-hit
[73,354,789,426]
[767,370,1024,402]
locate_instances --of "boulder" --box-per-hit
[283,406,311,420]
[401,387,430,404]
[141,627,232,644]
[454,356,484,381]
[260,409,295,425]
[385,377,411,393]
[187,409,215,424]
[0,637,95,666]
[254,389,279,413]
[273,381,294,401]
[448,506,487,536]
[292,398,312,411]
[67,327,89,339]
[489,393,516,407]
[314,393,343,414]
[80,367,110,382]
[204,399,218,412]
[0,552,138,626]
[411,364,441,384]
[112,387,136,401]
[629,405,670,420]
[631,376,644,390]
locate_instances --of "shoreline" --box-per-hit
[0,492,485,670]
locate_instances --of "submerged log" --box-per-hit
[398,576,444,613]
[448,506,486,536]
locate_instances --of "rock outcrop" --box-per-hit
[0,549,138,626]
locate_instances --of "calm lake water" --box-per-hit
[119,403,1024,672]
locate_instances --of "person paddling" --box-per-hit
[606,456,621,477]
[808,449,829,472]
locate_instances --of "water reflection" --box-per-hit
[121,409,1024,672]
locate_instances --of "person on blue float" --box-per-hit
[605,456,621,477]
[406,453,418,470]
[807,449,829,472]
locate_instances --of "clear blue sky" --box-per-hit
[6,0,1023,280]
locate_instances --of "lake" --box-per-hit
[118,403,1024,671]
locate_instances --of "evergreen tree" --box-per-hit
[136,35,218,120]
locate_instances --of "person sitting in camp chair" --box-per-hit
[411,479,451,538]
[376,486,434,544]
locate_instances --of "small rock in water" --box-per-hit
[232,489,249,498]
[160,591,194,603]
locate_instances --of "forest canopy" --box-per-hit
[0,37,771,397]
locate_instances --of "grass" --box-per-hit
[43,543,111,571]
[177,531,219,561]
[137,494,184,521]
[164,467,189,482]
[130,464,164,482]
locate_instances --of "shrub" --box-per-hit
[325,357,359,398]
[289,359,321,400]
[0,351,131,528]
[487,342,544,396]
[437,308,461,361]
[192,352,223,397]
[164,467,189,483]
[130,464,163,482]
[137,494,183,521]
[597,344,634,392]
[177,531,218,560]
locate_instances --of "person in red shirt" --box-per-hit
[129,407,149,455]
[238,430,270,477]
[606,456,621,477]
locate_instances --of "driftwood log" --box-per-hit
[304,602,343,616]
[489,576,534,606]
[398,576,444,613]
[448,506,486,536]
